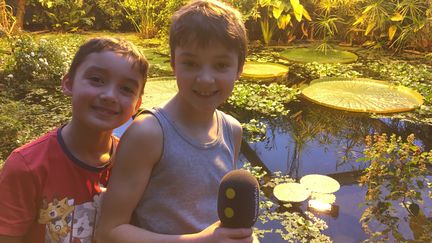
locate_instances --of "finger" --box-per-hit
[220,228,253,239]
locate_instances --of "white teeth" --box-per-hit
[196,91,216,96]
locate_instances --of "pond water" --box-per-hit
[239,98,432,242]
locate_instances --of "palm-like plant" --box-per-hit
[312,14,341,53]
[390,0,430,50]
[350,0,431,51]
[251,0,311,45]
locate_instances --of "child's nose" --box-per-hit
[100,85,117,102]
[197,68,215,84]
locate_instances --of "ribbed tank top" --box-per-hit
[132,107,236,234]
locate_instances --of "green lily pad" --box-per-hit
[310,192,336,204]
[273,183,311,202]
[241,62,289,79]
[141,77,177,109]
[300,174,340,194]
[280,48,358,64]
[301,77,424,113]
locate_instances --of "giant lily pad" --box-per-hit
[241,62,289,79]
[300,174,340,194]
[301,77,424,113]
[273,183,311,202]
[141,77,177,109]
[280,48,358,63]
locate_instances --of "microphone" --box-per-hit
[217,169,260,228]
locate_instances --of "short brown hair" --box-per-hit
[68,37,149,94]
[169,0,247,70]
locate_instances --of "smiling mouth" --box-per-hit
[93,106,118,115]
[194,90,218,97]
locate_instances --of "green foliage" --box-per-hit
[90,0,125,31]
[225,82,299,143]
[33,0,95,31]
[241,119,267,143]
[250,0,311,45]
[351,0,431,52]
[4,35,70,94]
[243,165,331,242]
[120,0,186,38]
[0,97,25,164]
[0,88,71,164]
[287,61,362,81]
[358,133,432,242]
[0,87,72,163]
[227,83,299,117]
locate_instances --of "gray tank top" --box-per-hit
[132,108,236,234]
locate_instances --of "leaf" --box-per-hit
[293,5,304,22]
[277,14,291,29]
[365,22,376,36]
[273,5,284,19]
[362,5,375,14]
[391,12,404,22]
[388,25,397,41]
[260,0,271,6]
[290,0,303,22]
[353,16,364,26]
[301,77,424,113]
[302,8,312,21]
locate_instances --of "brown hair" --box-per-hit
[68,37,149,94]
[169,0,247,70]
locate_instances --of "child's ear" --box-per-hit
[134,96,142,113]
[236,65,244,80]
[170,59,175,73]
[61,74,73,96]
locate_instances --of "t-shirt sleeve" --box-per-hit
[0,151,38,236]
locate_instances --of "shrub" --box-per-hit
[4,35,70,94]
[358,133,432,242]
[0,97,25,165]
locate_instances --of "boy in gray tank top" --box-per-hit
[96,0,254,242]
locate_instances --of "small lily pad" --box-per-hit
[310,192,336,204]
[300,174,340,194]
[280,48,358,64]
[141,77,177,109]
[273,183,311,202]
[241,62,289,79]
[301,77,424,113]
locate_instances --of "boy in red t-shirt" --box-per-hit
[0,37,148,243]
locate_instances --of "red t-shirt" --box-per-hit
[0,127,115,243]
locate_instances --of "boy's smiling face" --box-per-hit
[62,51,143,131]
[172,41,242,112]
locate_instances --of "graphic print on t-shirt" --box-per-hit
[38,194,103,243]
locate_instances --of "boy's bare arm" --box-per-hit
[95,114,165,243]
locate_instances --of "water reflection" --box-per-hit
[239,99,432,242]
[242,100,430,180]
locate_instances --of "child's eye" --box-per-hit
[89,76,103,84]
[121,86,136,95]
[182,61,198,68]
[215,62,231,71]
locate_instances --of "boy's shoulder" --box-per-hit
[217,109,241,127]
[0,128,61,184]
[7,128,60,169]
[14,128,59,155]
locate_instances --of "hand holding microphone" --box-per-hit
[217,169,260,228]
